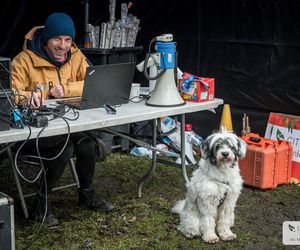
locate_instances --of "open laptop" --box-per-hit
[57,62,136,110]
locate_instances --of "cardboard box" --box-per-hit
[178,74,214,103]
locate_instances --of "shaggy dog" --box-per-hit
[172,131,247,244]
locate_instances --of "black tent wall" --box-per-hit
[1,0,299,137]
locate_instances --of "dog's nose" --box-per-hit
[222,152,229,158]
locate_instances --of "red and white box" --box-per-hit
[178,72,214,103]
[265,112,300,180]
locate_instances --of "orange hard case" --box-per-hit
[239,133,292,189]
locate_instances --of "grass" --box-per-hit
[1,152,300,249]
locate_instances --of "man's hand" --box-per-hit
[50,85,65,98]
[27,92,43,108]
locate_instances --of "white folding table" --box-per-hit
[0,98,223,218]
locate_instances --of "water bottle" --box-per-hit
[176,124,197,165]
[190,132,203,147]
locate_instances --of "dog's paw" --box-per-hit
[177,225,200,238]
[183,233,195,239]
[202,233,219,244]
[180,229,198,239]
[219,232,237,241]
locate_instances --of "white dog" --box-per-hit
[172,131,247,244]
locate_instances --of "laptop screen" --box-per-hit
[79,62,136,109]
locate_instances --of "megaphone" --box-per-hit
[136,34,185,107]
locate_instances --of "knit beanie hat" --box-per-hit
[42,13,75,42]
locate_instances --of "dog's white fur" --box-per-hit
[172,131,247,244]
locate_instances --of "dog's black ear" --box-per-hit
[237,138,247,158]
[201,135,212,160]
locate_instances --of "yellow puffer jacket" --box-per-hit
[11,26,89,101]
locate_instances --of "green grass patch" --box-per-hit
[1,152,300,249]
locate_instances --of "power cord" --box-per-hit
[129,90,153,103]
[14,115,72,233]
[0,61,81,237]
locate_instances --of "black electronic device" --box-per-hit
[39,105,66,117]
[56,62,136,110]
[0,57,11,90]
[103,104,116,114]
[0,89,13,131]
[28,114,48,128]
[0,192,15,250]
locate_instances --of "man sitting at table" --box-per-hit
[11,12,114,227]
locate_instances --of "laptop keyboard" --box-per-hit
[56,98,82,108]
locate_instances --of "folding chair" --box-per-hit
[5,146,79,218]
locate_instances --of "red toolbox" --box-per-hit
[239,133,292,189]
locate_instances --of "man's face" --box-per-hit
[46,35,72,60]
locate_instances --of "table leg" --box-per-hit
[7,147,29,218]
[180,113,189,183]
[137,118,157,198]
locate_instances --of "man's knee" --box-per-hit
[52,139,74,161]
[76,137,95,156]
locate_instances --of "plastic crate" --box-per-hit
[81,46,143,65]
[95,125,130,153]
